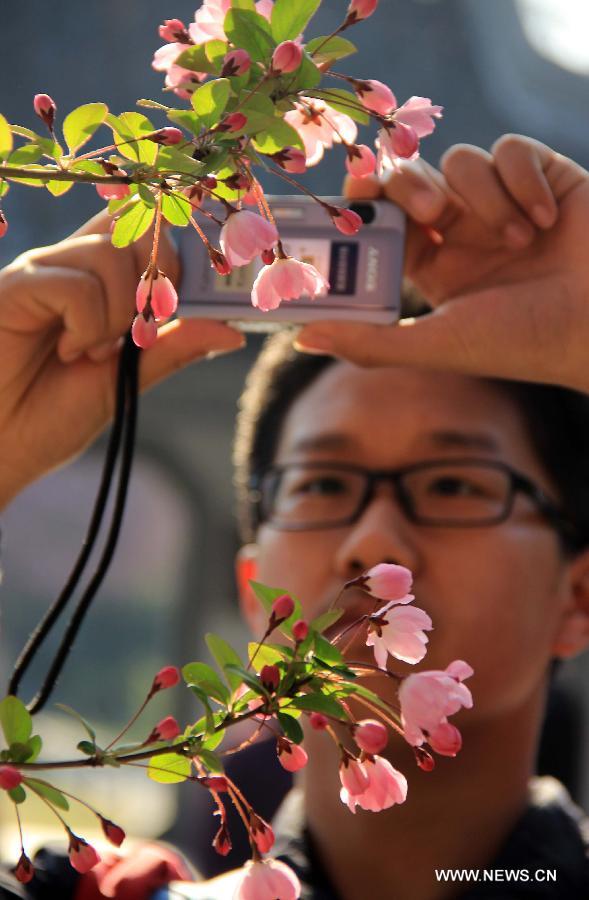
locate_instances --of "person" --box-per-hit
[1,133,589,899]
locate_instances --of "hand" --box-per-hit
[0,211,244,509]
[75,842,194,900]
[296,135,589,394]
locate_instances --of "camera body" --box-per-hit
[176,196,405,331]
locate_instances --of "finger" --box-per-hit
[138,318,245,391]
[343,174,382,200]
[380,157,460,228]
[491,135,559,228]
[67,207,114,238]
[441,144,536,248]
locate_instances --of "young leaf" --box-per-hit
[0,697,32,746]
[148,752,191,784]
[70,159,105,177]
[137,99,172,111]
[197,748,224,774]
[55,703,96,744]
[313,633,344,666]
[161,192,192,227]
[310,608,344,634]
[167,109,202,136]
[46,180,74,197]
[63,102,108,153]
[247,642,289,672]
[111,200,155,248]
[106,111,157,164]
[156,146,205,178]
[188,685,216,734]
[25,778,70,811]
[224,9,275,62]
[205,634,244,692]
[23,735,42,763]
[278,711,304,744]
[252,119,305,154]
[225,664,268,698]
[8,785,26,804]
[202,728,225,751]
[248,580,304,638]
[305,35,357,64]
[0,114,13,159]
[289,53,321,92]
[290,692,348,719]
[271,0,321,42]
[176,44,222,75]
[183,662,230,705]
[231,0,256,9]
[191,79,231,129]
[8,145,43,166]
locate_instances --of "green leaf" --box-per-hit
[310,608,344,634]
[55,703,96,743]
[24,735,42,762]
[271,0,320,41]
[137,99,171,111]
[46,179,74,197]
[205,634,244,692]
[148,752,191,784]
[249,580,304,638]
[0,181,9,197]
[247,642,288,672]
[278,711,304,744]
[344,681,394,717]
[106,112,157,164]
[0,114,13,159]
[8,785,26,804]
[308,88,369,125]
[252,119,304,154]
[167,109,202,136]
[156,145,205,178]
[25,778,69,811]
[77,740,97,755]
[0,697,32,747]
[202,728,225,751]
[111,200,154,248]
[183,662,230,705]
[289,52,321,92]
[7,145,42,166]
[306,35,357,64]
[137,184,156,207]
[197,748,224,773]
[206,40,228,66]
[161,191,192,227]
[176,44,222,75]
[238,94,279,136]
[189,685,216,735]
[191,79,231,129]
[313,633,344,666]
[63,102,108,153]
[70,159,105,177]
[290,692,348,719]
[224,9,275,62]
[225,664,268,698]
[7,735,42,763]
[231,0,256,9]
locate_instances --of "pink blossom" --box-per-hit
[277,738,309,772]
[219,112,248,133]
[252,257,328,311]
[355,79,397,115]
[136,271,178,319]
[152,42,185,72]
[149,715,181,742]
[366,603,432,668]
[131,313,157,350]
[341,755,407,813]
[376,122,419,174]
[309,712,328,730]
[345,144,376,178]
[284,98,357,166]
[354,719,388,755]
[271,147,307,174]
[221,48,252,77]
[189,0,232,44]
[271,593,295,620]
[0,765,23,791]
[255,0,275,18]
[235,859,301,900]
[100,817,126,847]
[165,64,205,98]
[220,210,278,267]
[358,562,413,602]
[0,211,7,238]
[148,127,184,145]
[272,41,303,74]
[347,0,379,22]
[427,721,462,757]
[33,93,56,129]
[95,183,130,201]
[292,619,309,642]
[249,813,275,854]
[394,96,443,138]
[68,834,101,874]
[339,752,370,797]
[330,207,363,235]
[399,660,474,751]
[13,853,34,884]
[260,664,280,692]
[152,665,181,692]
[158,19,189,43]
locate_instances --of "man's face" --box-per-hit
[247,363,579,724]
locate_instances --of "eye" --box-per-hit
[293,475,348,496]
[426,476,486,497]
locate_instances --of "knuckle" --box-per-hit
[440,143,481,174]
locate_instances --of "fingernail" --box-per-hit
[205,338,245,360]
[87,340,120,363]
[531,204,556,229]
[503,222,533,248]
[294,330,333,354]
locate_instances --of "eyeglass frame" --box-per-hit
[249,457,579,544]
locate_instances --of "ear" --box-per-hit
[235,544,266,634]
[551,548,589,659]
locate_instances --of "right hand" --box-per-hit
[0,211,244,508]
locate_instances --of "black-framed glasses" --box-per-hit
[250,458,578,541]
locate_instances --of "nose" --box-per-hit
[333,486,420,580]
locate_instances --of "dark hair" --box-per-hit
[233,330,589,552]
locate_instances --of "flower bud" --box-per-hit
[95,183,130,201]
[0,210,8,238]
[159,18,189,43]
[271,147,307,174]
[213,823,232,856]
[13,852,34,884]
[209,247,232,276]
[277,737,309,773]
[330,206,363,235]
[201,175,217,190]
[0,765,23,791]
[354,719,388,755]
[202,775,229,792]
[271,41,303,74]
[218,112,248,133]
[355,79,397,116]
[249,813,275,854]
[221,48,251,78]
[387,121,419,159]
[148,127,184,145]
[100,817,126,847]
[149,716,181,742]
[345,144,376,179]
[33,93,56,130]
[414,746,435,771]
[261,248,275,266]
[152,665,181,692]
[68,833,101,874]
[309,712,329,730]
[346,0,379,23]
[271,593,295,621]
[136,271,178,319]
[260,664,280,692]
[292,619,309,642]
[359,563,413,602]
[131,313,158,349]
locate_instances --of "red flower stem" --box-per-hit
[308,23,347,59]
[13,803,25,850]
[103,692,153,752]
[149,190,163,269]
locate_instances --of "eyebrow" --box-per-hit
[289,429,500,455]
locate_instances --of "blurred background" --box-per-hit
[1,0,588,875]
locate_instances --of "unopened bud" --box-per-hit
[277,737,309,772]
[271,41,303,74]
[292,620,309,642]
[159,18,189,43]
[0,210,7,238]
[414,746,435,772]
[354,719,388,755]
[271,147,307,174]
[209,247,232,276]
[309,712,329,730]
[213,823,232,856]
[100,817,126,847]
[96,183,130,201]
[13,852,34,884]
[202,775,229,792]
[271,593,295,621]
[218,112,248,133]
[329,205,363,236]
[249,812,275,854]
[131,313,158,349]
[221,48,251,78]
[148,127,184,145]
[346,0,379,24]
[152,665,180,692]
[261,248,275,266]
[0,766,22,790]
[148,715,181,742]
[260,664,280,692]
[33,93,56,130]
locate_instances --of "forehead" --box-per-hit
[274,362,548,483]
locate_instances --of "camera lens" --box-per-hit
[348,202,376,224]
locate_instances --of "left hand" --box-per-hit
[75,842,194,900]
